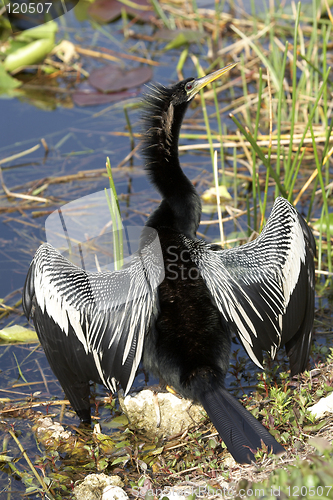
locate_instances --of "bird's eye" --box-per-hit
[185,82,194,91]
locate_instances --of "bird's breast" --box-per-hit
[142,230,231,399]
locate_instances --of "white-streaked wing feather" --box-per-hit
[31,229,164,395]
[185,197,311,368]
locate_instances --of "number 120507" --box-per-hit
[287,486,332,496]
[6,3,52,14]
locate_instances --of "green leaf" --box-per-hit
[164,30,200,50]
[115,440,131,448]
[0,63,22,93]
[111,455,129,465]
[303,420,328,432]
[4,38,55,73]
[0,325,38,342]
[108,414,129,428]
[137,476,145,487]
[97,458,109,470]
[15,20,58,42]
[25,487,40,494]
[3,41,27,56]
[313,212,333,233]
[94,433,115,445]
[149,446,164,456]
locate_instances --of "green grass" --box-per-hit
[105,157,123,271]
[171,0,333,276]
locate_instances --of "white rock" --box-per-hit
[101,485,129,500]
[35,417,72,441]
[120,389,205,439]
[308,392,333,418]
[74,473,124,500]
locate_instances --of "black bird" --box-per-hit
[23,65,316,464]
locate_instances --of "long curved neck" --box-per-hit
[142,85,201,238]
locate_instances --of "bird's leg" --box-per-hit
[76,408,92,425]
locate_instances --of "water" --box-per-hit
[0,1,331,497]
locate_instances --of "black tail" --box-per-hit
[199,385,285,464]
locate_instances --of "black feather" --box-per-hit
[22,261,35,319]
[199,384,285,464]
[32,299,100,423]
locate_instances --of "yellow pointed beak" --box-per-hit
[187,62,237,99]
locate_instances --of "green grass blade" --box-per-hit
[105,157,123,270]
[231,24,280,91]
[285,2,301,177]
[229,113,287,198]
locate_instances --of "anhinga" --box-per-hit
[23,64,316,464]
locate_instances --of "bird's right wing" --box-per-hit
[185,197,315,371]
[23,228,165,395]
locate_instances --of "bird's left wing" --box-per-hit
[23,227,165,394]
[185,197,315,371]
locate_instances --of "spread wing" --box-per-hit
[23,228,164,394]
[186,197,316,373]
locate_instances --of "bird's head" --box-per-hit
[142,63,237,238]
[169,63,237,106]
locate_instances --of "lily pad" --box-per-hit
[73,89,138,106]
[88,0,153,23]
[89,66,153,93]
[0,325,38,342]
